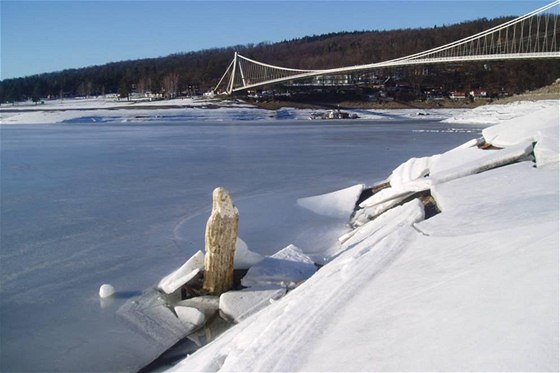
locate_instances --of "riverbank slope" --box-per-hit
[168,99,559,372]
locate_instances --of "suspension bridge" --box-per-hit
[215,1,560,94]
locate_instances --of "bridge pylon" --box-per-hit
[213,51,317,94]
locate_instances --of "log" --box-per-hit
[202,187,239,295]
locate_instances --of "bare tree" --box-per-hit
[137,76,152,97]
[77,81,93,97]
[162,72,180,99]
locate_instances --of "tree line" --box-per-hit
[1,16,558,103]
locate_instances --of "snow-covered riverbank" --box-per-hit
[1,96,472,124]
[164,99,559,372]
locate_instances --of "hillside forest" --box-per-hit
[1,16,559,103]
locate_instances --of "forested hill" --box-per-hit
[1,16,559,103]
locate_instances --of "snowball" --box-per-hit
[99,284,115,298]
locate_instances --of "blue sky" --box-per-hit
[0,0,552,79]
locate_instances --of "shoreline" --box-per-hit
[2,95,557,126]
[0,97,483,114]
[250,81,559,110]
[1,86,557,115]
[251,98,487,111]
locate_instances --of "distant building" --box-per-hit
[450,91,466,100]
[470,90,488,98]
[313,74,351,86]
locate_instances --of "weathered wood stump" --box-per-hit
[202,187,239,295]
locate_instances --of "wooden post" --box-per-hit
[202,187,239,295]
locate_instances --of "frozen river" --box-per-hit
[1,119,482,372]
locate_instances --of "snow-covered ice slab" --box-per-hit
[219,286,287,323]
[419,161,559,236]
[534,126,560,168]
[174,306,206,333]
[482,104,559,147]
[430,140,533,185]
[352,191,417,226]
[443,99,558,125]
[449,137,484,151]
[388,156,432,189]
[297,184,364,219]
[358,138,532,218]
[234,237,264,269]
[241,244,317,288]
[359,178,431,208]
[176,296,220,319]
[158,251,204,295]
[429,146,482,176]
[351,110,547,230]
[117,290,191,368]
[342,199,424,257]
